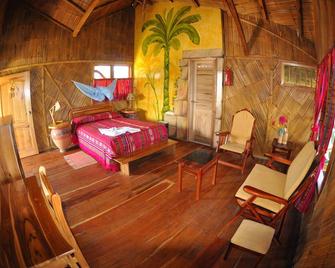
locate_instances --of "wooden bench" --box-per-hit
[114,139,178,176]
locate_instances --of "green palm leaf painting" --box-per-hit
[142,6,201,117]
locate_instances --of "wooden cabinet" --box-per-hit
[0,115,25,184]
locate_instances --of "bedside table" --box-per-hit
[120,109,138,119]
[272,138,294,159]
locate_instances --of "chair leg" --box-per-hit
[224,242,233,260]
[241,152,249,174]
[254,254,264,268]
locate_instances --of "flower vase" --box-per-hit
[278,134,283,144]
[283,128,288,145]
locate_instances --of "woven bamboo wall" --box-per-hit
[0,2,134,152]
[223,13,316,156]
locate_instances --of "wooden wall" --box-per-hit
[222,13,316,156]
[0,1,134,152]
[313,0,335,62]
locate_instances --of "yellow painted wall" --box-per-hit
[134,2,222,121]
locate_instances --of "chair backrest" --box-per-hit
[229,109,255,145]
[284,141,316,199]
[38,166,55,205]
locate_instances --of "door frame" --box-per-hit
[0,71,39,157]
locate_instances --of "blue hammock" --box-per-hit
[73,80,117,101]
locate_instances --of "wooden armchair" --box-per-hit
[227,141,318,233]
[216,109,255,174]
[37,166,89,268]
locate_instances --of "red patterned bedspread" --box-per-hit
[74,116,168,171]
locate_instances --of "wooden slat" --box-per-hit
[72,0,101,37]
[296,0,303,38]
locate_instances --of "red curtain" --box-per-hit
[296,47,335,212]
[93,78,133,100]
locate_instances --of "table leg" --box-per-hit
[178,163,183,192]
[196,173,202,201]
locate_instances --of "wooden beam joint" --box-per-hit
[73,0,100,37]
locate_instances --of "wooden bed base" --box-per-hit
[114,139,177,176]
[70,104,177,176]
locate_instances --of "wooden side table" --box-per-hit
[272,138,294,159]
[120,109,138,119]
[177,149,219,200]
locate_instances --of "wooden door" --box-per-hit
[188,59,216,146]
[0,72,38,158]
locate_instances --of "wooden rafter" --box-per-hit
[61,0,85,14]
[72,0,100,37]
[225,0,249,55]
[296,0,303,38]
[193,0,200,7]
[256,0,268,21]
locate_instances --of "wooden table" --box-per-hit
[0,176,74,267]
[177,149,219,200]
[272,138,294,159]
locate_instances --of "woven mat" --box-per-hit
[64,151,97,169]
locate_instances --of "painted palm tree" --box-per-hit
[142,6,201,117]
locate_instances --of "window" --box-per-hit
[93,65,131,79]
[94,65,111,79]
[281,62,316,88]
[113,66,130,78]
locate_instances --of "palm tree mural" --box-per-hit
[142,6,201,117]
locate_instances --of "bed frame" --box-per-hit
[69,103,177,176]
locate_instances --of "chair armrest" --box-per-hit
[215,131,230,137]
[264,153,292,166]
[243,185,288,206]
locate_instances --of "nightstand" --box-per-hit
[120,109,138,119]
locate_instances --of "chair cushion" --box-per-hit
[220,142,245,154]
[235,164,286,213]
[231,219,275,255]
[229,110,255,145]
[284,141,316,199]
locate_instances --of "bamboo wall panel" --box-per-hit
[30,63,94,152]
[0,1,134,71]
[223,14,315,156]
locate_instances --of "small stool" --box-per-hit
[224,219,275,267]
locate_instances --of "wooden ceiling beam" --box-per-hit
[256,0,268,21]
[192,0,200,7]
[61,0,85,14]
[225,0,249,55]
[296,0,303,38]
[72,0,100,37]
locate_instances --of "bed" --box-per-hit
[70,103,176,175]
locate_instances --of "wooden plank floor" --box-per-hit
[22,141,301,268]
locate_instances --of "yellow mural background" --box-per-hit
[134,1,223,121]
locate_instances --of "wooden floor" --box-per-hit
[22,141,301,268]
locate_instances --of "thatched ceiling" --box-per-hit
[4,0,315,43]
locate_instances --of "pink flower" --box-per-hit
[279,115,288,125]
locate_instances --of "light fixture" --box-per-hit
[49,101,61,125]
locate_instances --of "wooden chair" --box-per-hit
[37,166,89,268]
[38,166,55,205]
[224,219,276,267]
[216,109,255,174]
[227,141,318,233]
